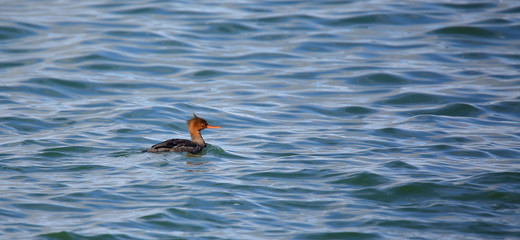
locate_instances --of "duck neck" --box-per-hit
[189,130,206,147]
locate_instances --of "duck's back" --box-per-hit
[144,139,203,154]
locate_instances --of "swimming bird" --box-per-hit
[143,114,221,154]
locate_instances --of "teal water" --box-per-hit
[1,0,520,239]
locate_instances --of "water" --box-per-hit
[1,0,520,239]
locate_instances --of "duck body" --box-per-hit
[145,138,204,154]
[143,114,221,154]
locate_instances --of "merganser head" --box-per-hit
[187,113,221,131]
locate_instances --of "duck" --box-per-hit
[143,114,221,154]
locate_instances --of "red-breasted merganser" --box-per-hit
[143,114,221,154]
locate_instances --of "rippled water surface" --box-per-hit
[2,0,520,239]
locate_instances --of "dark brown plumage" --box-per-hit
[143,114,221,154]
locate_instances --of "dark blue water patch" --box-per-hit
[64,189,135,202]
[239,6,271,14]
[346,73,413,86]
[20,78,120,97]
[437,2,496,11]
[247,14,319,24]
[37,150,71,158]
[112,7,177,15]
[232,90,257,96]
[80,64,180,75]
[382,160,418,170]
[0,95,16,105]
[0,116,69,134]
[24,77,89,90]
[257,141,302,151]
[293,41,335,52]
[0,26,36,41]
[482,101,520,120]
[452,52,492,60]
[446,184,520,206]
[55,21,139,29]
[55,51,141,64]
[4,140,62,152]
[0,164,28,174]
[499,5,520,13]
[0,84,72,99]
[104,30,163,39]
[113,6,214,17]
[0,208,27,219]
[445,149,491,159]
[109,82,180,91]
[402,103,484,117]
[39,231,138,240]
[239,169,324,181]
[136,217,206,232]
[214,182,332,198]
[352,182,451,203]
[0,58,42,69]
[275,71,321,80]
[216,112,274,128]
[296,231,380,240]
[486,148,520,159]
[116,45,194,55]
[495,53,520,65]
[25,163,114,173]
[196,61,238,67]
[401,71,453,83]
[429,26,499,38]
[303,137,345,148]
[449,89,497,103]
[41,146,99,154]
[0,48,44,54]
[376,92,451,106]
[180,195,251,211]
[328,171,390,187]
[395,201,497,219]
[456,70,485,76]
[249,33,295,41]
[364,218,517,238]
[420,53,461,64]
[260,199,338,212]
[296,105,377,117]
[340,66,387,75]
[89,2,126,9]
[116,107,185,124]
[184,70,227,79]
[14,21,48,31]
[309,33,342,40]
[146,39,194,48]
[166,207,236,225]
[12,203,88,213]
[196,52,299,61]
[279,23,319,32]
[3,223,42,235]
[79,38,126,46]
[468,172,520,186]
[364,42,429,52]
[372,127,435,140]
[192,22,257,35]
[475,18,514,25]
[294,40,428,53]
[319,13,442,26]
[75,102,117,109]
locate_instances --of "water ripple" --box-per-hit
[2,0,520,239]
[320,13,442,26]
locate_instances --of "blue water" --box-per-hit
[1,0,520,239]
